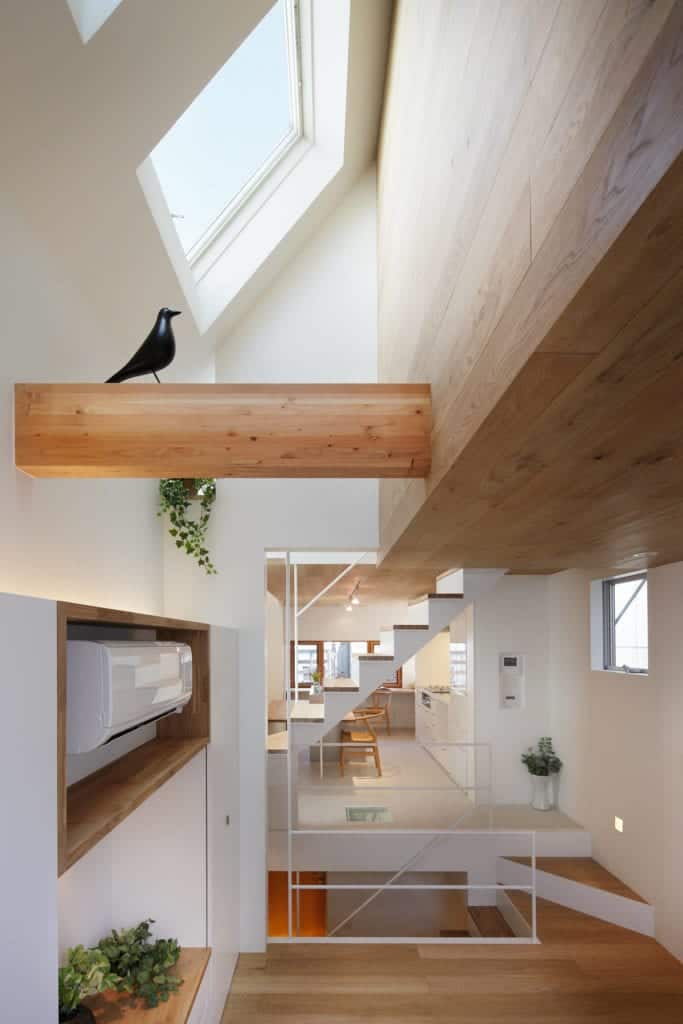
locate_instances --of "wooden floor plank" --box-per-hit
[221,898,683,1022]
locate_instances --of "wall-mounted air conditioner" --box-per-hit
[67,641,193,753]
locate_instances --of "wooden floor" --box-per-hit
[507,856,647,903]
[221,896,683,1022]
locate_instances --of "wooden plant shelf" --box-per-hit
[66,737,207,872]
[58,602,210,875]
[14,382,432,479]
[84,946,211,1022]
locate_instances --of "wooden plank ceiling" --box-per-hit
[14,383,431,479]
[378,0,683,574]
[266,560,436,607]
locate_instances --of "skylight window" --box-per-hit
[150,0,302,262]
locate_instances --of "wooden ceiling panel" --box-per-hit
[378,1,683,575]
[266,561,436,608]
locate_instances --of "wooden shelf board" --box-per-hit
[61,601,209,632]
[64,737,207,874]
[84,947,210,1023]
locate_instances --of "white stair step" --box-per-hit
[435,568,464,594]
[408,591,464,606]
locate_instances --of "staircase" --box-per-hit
[497,856,654,937]
[290,569,504,747]
[468,906,515,938]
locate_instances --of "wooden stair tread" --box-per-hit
[358,653,394,661]
[267,731,288,752]
[393,624,430,630]
[84,947,210,1023]
[508,891,656,945]
[506,857,648,903]
[468,906,515,938]
[290,700,325,723]
[408,592,464,605]
[323,677,359,692]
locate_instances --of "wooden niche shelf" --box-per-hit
[58,602,210,876]
[83,947,211,1023]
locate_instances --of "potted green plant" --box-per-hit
[58,945,118,1023]
[309,669,324,704]
[97,919,182,1008]
[521,736,562,811]
[158,478,217,575]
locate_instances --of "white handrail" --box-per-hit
[326,804,486,937]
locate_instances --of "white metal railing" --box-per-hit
[278,828,538,943]
[277,550,537,944]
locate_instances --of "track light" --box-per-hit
[351,594,360,605]
[345,603,353,612]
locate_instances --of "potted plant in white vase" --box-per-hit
[521,737,562,811]
[308,670,324,704]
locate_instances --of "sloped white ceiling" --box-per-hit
[0,0,391,382]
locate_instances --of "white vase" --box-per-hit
[530,774,553,811]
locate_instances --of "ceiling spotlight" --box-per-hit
[345,603,353,612]
[351,594,360,605]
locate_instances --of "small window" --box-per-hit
[602,573,648,673]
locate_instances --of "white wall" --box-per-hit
[548,565,683,962]
[473,576,551,805]
[0,595,57,1024]
[163,173,381,952]
[59,753,207,953]
[214,171,379,382]
[0,200,165,615]
[295,598,417,644]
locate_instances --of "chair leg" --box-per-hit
[385,706,391,735]
[340,743,345,777]
[373,742,382,777]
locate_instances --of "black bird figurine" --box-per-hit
[106,307,181,383]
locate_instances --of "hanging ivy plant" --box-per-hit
[158,478,217,575]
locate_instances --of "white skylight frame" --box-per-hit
[138,0,351,335]
[66,0,123,43]
[183,0,305,267]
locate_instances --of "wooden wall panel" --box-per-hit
[378,0,683,573]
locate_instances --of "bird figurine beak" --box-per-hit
[169,310,182,318]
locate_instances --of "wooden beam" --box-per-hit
[14,383,431,479]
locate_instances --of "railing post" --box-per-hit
[531,829,537,943]
[284,552,292,939]
[293,563,299,704]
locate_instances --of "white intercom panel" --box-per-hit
[499,653,525,709]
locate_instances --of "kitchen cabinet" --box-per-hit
[416,689,450,744]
